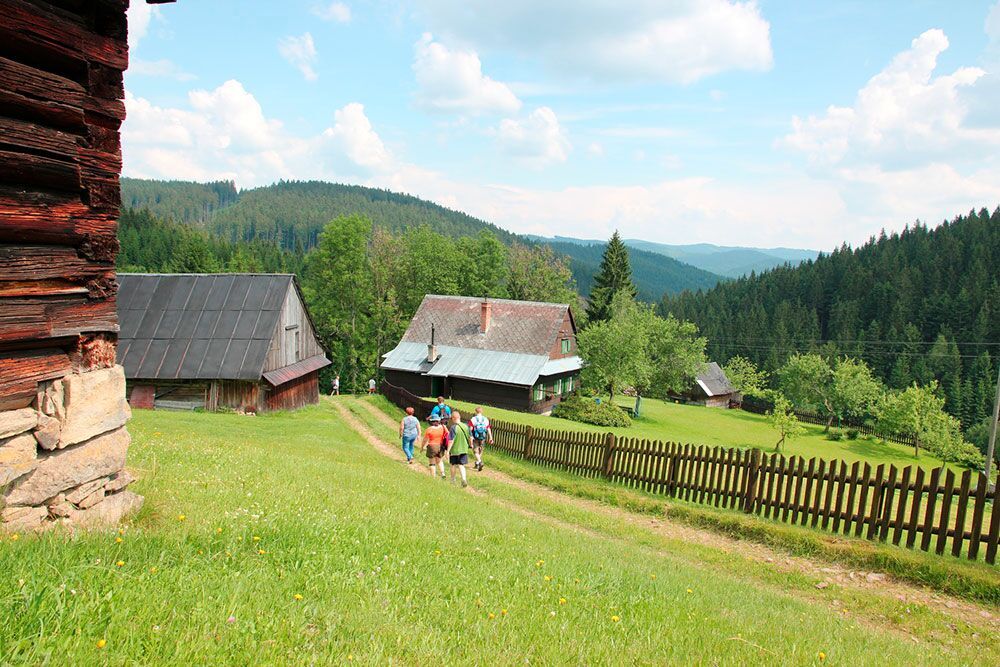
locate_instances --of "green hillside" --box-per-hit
[545,240,722,300]
[119,178,721,300]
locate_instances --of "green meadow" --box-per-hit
[0,400,994,665]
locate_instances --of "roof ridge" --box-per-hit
[421,294,569,308]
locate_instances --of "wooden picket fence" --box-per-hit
[381,381,1000,564]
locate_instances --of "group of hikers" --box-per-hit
[398,396,493,488]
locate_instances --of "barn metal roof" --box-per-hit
[695,362,736,397]
[262,354,331,386]
[117,274,293,381]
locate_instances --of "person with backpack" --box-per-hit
[468,406,493,472]
[446,411,472,488]
[399,406,421,464]
[421,415,448,479]
[429,396,452,422]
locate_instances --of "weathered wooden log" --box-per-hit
[3,0,129,73]
[0,116,85,161]
[0,187,121,252]
[0,244,113,284]
[0,56,86,131]
[0,294,117,343]
[0,346,71,399]
[0,150,81,193]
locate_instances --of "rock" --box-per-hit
[815,581,829,589]
[62,490,143,528]
[77,487,105,509]
[65,477,110,505]
[0,433,38,487]
[865,572,886,583]
[48,501,72,519]
[0,408,38,440]
[3,427,130,507]
[59,367,130,448]
[1,505,48,531]
[33,414,62,451]
[46,493,66,507]
[40,380,65,421]
[104,470,135,493]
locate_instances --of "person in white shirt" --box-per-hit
[332,375,340,395]
[468,406,493,472]
[368,378,377,394]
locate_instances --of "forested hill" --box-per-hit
[546,240,722,301]
[119,178,722,299]
[662,207,1000,429]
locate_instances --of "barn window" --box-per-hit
[295,331,301,360]
[561,338,571,354]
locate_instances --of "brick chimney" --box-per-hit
[480,299,492,334]
[427,324,438,363]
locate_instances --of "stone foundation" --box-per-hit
[0,365,141,532]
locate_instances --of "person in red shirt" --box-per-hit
[421,415,448,479]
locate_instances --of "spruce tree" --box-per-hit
[585,231,638,323]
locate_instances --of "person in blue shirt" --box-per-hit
[429,396,452,422]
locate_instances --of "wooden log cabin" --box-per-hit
[0,0,175,532]
[381,295,583,414]
[116,274,331,412]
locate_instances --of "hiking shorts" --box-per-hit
[472,439,488,449]
[426,444,443,463]
[449,453,468,466]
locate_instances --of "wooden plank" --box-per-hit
[967,473,988,561]
[797,457,815,525]
[0,55,86,131]
[810,459,827,528]
[865,464,886,540]
[950,470,972,558]
[818,459,834,528]
[779,456,796,523]
[935,469,955,555]
[854,463,872,538]
[905,467,926,549]
[919,467,941,552]
[791,457,809,524]
[892,467,912,546]
[878,465,898,542]
[0,244,112,283]
[842,461,861,535]
[763,454,780,518]
[985,475,1000,565]
[0,293,117,343]
[0,116,83,160]
[831,461,848,533]
[0,149,81,193]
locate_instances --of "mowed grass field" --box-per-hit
[1,400,993,665]
[442,395,951,470]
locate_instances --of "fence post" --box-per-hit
[523,426,534,461]
[602,432,617,479]
[742,449,762,513]
[666,443,680,498]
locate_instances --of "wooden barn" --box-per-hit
[381,295,582,414]
[676,362,738,408]
[0,0,168,532]
[117,274,331,412]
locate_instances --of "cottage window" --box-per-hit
[554,378,563,395]
[565,375,574,393]
[561,338,571,354]
[533,384,544,402]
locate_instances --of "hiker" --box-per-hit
[429,396,452,422]
[447,411,472,487]
[468,406,493,472]
[399,406,421,464]
[332,375,340,396]
[368,378,377,395]
[421,415,448,479]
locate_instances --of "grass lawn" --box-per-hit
[1,400,992,664]
[441,395,951,471]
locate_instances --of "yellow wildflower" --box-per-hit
[611,615,620,623]
[650,574,656,580]
[216,527,223,534]
[116,561,125,567]
[686,588,693,594]
[559,598,566,605]
[294,594,303,601]
[500,609,508,616]
[253,536,261,542]
[10,534,19,542]
[544,575,552,582]
[150,567,158,574]
[258,549,266,555]
[488,612,496,620]
[115,537,123,544]
[96,639,107,649]
[177,514,186,522]
[819,652,826,662]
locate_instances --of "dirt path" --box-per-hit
[339,397,998,637]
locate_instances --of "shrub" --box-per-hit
[846,428,860,440]
[552,395,632,428]
[825,429,843,441]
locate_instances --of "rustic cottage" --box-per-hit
[381,295,583,414]
[117,274,331,412]
[0,0,169,533]
[677,362,738,408]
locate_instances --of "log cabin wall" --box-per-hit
[0,0,141,532]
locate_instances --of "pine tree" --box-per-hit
[585,231,638,324]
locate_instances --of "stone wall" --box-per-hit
[1,365,141,532]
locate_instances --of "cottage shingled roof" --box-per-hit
[117,274,293,381]
[695,362,736,397]
[401,295,573,356]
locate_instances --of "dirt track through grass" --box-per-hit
[341,397,999,641]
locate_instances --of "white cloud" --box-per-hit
[586,142,604,157]
[497,107,570,165]
[414,0,772,84]
[313,2,352,22]
[123,80,390,186]
[126,2,160,52]
[278,33,319,81]
[129,58,196,81]
[782,29,994,166]
[413,34,521,115]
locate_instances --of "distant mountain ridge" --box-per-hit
[528,235,819,278]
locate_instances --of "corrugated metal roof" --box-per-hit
[381,341,436,373]
[539,355,583,377]
[696,362,735,397]
[117,273,294,381]
[263,354,332,387]
[426,348,549,386]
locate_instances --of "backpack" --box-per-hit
[470,416,489,440]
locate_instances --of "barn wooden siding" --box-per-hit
[265,284,324,372]
[265,372,320,412]
[0,0,130,408]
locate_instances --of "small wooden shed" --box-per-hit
[117,273,330,412]
[678,362,738,408]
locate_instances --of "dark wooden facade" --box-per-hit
[0,0,130,408]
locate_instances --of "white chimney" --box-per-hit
[427,324,438,362]
[480,299,492,334]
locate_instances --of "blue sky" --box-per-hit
[123,1,1000,250]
